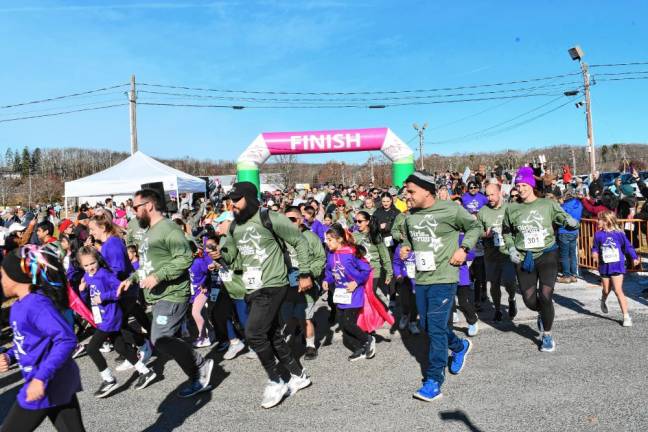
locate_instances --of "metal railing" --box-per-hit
[578,218,647,271]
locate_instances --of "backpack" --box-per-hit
[229,208,293,271]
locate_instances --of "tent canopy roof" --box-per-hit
[64,151,206,198]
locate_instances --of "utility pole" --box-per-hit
[129,74,138,154]
[413,122,428,171]
[571,149,577,176]
[369,154,375,183]
[568,46,596,175]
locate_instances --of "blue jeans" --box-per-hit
[558,232,578,277]
[415,283,465,386]
[226,299,250,340]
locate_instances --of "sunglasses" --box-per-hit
[288,216,300,222]
[132,201,150,211]
[469,186,479,190]
[354,219,367,223]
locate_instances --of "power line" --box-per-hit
[0,84,128,109]
[589,61,648,68]
[593,70,648,77]
[0,103,127,123]
[594,76,648,82]
[0,97,128,117]
[138,71,581,96]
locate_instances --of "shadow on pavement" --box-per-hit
[439,410,484,432]
[553,293,619,323]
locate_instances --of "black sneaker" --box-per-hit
[134,370,157,390]
[304,347,318,361]
[493,310,503,322]
[508,298,517,318]
[364,335,376,359]
[348,348,366,362]
[94,380,118,398]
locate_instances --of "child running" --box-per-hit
[0,246,86,432]
[322,223,375,361]
[592,211,640,327]
[188,243,211,348]
[77,246,156,397]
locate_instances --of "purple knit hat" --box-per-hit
[515,166,536,187]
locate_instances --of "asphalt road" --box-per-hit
[1,271,647,432]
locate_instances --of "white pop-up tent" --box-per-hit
[64,151,206,211]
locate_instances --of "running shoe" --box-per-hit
[508,298,517,318]
[193,338,212,349]
[178,359,214,398]
[569,276,578,283]
[467,322,479,337]
[493,310,503,322]
[134,370,157,390]
[348,348,366,362]
[72,343,87,359]
[537,315,544,333]
[398,315,409,330]
[413,379,442,402]
[304,346,318,360]
[223,340,245,360]
[365,335,376,359]
[244,349,258,359]
[452,312,459,323]
[115,360,134,372]
[261,379,289,409]
[540,334,555,352]
[556,275,571,284]
[99,342,114,353]
[449,339,472,375]
[287,370,312,396]
[408,322,420,335]
[138,340,153,364]
[600,298,608,314]
[94,380,118,398]
[623,315,632,327]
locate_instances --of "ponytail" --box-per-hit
[326,223,365,259]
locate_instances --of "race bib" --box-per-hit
[219,269,233,282]
[209,287,220,302]
[523,231,544,249]
[415,251,436,271]
[290,255,299,268]
[492,227,503,247]
[405,261,416,279]
[601,246,620,263]
[243,267,262,291]
[91,306,103,324]
[383,236,394,247]
[333,287,352,305]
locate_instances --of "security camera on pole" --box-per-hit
[568,45,596,176]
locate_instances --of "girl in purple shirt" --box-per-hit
[0,246,85,432]
[592,211,640,327]
[189,245,211,348]
[323,224,374,362]
[77,246,156,398]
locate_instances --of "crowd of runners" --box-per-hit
[0,163,645,431]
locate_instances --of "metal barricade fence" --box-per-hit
[578,218,647,271]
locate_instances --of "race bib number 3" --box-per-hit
[601,247,620,263]
[243,267,262,291]
[333,288,353,305]
[523,231,543,249]
[415,251,436,271]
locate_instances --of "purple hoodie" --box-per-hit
[189,254,210,302]
[82,267,123,333]
[592,230,638,276]
[461,192,488,214]
[307,218,327,242]
[6,293,82,410]
[101,236,134,281]
[324,248,372,309]
[393,243,416,290]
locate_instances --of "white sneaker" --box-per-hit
[408,322,420,335]
[600,299,608,314]
[452,312,459,323]
[244,349,257,359]
[261,379,289,409]
[287,370,312,396]
[138,340,153,364]
[398,316,409,330]
[623,315,632,327]
[223,340,245,360]
[99,342,114,353]
[467,322,479,337]
[193,338,211,348]
[115,360,134,372]
[198,359,214,389]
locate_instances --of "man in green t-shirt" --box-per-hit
[400,172,482,403]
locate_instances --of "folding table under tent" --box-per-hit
[63,151,206,214]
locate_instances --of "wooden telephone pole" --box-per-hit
[129,74,138,154]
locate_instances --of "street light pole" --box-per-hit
[413,122,428,171]
[568,46,596,175]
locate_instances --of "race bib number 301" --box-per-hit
[523,231,543,249]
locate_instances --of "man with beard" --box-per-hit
[119,189,214,398]
[213,181,313,409]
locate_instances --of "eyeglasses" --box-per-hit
[133,201,150,211]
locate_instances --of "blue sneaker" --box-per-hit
[540,334,556,352]
[413,379,442,402]
[449,339,472,375]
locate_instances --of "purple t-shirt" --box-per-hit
[324,249,371,309]
[592,230,638,276]
[101,236,134,281]
[82,268,123,332]
[7,293,82,410]
[461,192,488,214]
[189,255,210,302]
[393,243,416,290]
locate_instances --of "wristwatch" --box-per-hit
[460,245,470,253]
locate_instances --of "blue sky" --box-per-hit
[1,0,647,166]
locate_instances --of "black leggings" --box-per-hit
[338,307,368,351]
[516,250,558,332]
[471,257,487,304]
[86,329,138,372]
[0,395,85,432]
[119,296,149,347]
[451,285,478,325]
[396,277,417,320]
[207,289,233,343]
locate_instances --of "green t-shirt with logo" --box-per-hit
[477,203,509,260]
[352,231,393,279]
[402,200,482,285]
